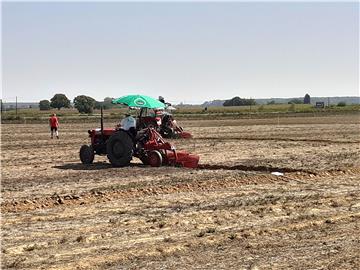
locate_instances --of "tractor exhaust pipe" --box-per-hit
[100,106,104,136]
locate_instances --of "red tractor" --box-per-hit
[79,108,199,168]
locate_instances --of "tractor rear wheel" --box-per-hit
[80,145,94,164]
[106,131,133,167]
[148,150,163,167]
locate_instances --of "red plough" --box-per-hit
[135,128,199,168]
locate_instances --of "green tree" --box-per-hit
[73,95,96,114]
[95,97,115,110]
[103,97,114,109]
[337,101,346,107]
[39,100,51,110]
[104,97,114,104]
[50,94,71,110]
[94,101,103,110]
[288,99,303,104]
[304,94,311,104]
[223,96,256,106]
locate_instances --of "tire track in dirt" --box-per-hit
[198,163,318,174]
[196,136,359,144]
[1,140,85,151]
[123,213,360,270]
[0,161,318,193]
[3,176,359,270]
[3,176,359,269]
[2,168,358,213]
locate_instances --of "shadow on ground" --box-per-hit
[53,162,146,171]
[54,162,315,174]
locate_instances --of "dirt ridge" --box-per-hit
[2,167,358,214]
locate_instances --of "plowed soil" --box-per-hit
[1,114,360,269]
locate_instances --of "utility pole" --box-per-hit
[249,97,252,112]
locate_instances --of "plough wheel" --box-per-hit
[148,150,162,167]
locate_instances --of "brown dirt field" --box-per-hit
[1,113,360,269]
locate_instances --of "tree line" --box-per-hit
[39,94,116,114]
[223,93,312,106]
[40,93,347,112]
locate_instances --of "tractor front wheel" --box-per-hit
[80,145,94,164]
[106,131,133,167]
[148,150,163,167]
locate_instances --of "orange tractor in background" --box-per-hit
[137,107,192,139]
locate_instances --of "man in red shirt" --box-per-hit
[49,113,59,139]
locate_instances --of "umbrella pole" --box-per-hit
[139,108,145,127]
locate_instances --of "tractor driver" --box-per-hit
[117,113,137,138]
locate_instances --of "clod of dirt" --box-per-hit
[109,218,118,224]
[6,258,26,269]
[59,238,67,244]
[23,244,37,252]
[196,227,216,237]
[57,198,64,204]
[163,237,173,243]
[228,233,237,240]
[329,200,341,207]
[325,219,335,224]
[91,190,104,196]
[158,221,166,228]
[156,247,164,253]
[172,206,182,213]
[350,202,360,210]
[147,217,157,223]
[76,235,86,242]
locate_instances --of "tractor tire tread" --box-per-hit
[106,130,133,167]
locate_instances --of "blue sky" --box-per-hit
[2,2,359,104]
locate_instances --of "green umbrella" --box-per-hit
[112,95,165,109]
